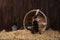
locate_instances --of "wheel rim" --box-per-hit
[23,9,47,30]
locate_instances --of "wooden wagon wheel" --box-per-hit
[23,9,47,31]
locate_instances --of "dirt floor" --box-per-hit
[0,28,60,40]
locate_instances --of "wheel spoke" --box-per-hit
[39,22,47,25]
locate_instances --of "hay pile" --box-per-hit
[0,29,60,40]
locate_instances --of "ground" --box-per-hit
[0,28,60,40]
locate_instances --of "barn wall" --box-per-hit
[48,0,60,30]
[0,0,60,30]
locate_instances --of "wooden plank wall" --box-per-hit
[0,0,60,30]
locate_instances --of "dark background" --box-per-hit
[0,0,60,31]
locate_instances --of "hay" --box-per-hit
[0,29,60,40]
